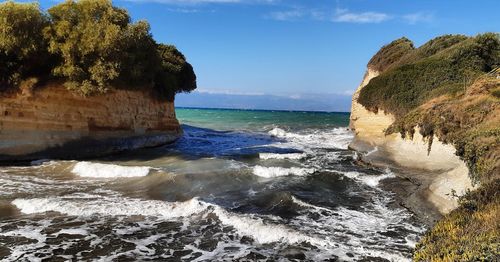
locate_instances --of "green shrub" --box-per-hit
[45,0,134,95]
[0,1,50,90]
[359,33,500,117]
[414,180,500,261]
[154,44,197,101]
[367,37,414,72]
[0,0,197,99]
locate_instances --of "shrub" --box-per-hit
[367,37,414,72]
[0,0,197,99]
[414,180,500,261]
[154,44,197,101]
[0,1,50,90]
[45,0,132,95]
[359,33,500,117]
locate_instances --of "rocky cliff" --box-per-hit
[350,68,473,215]
[0,83,182,162]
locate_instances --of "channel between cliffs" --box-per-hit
[0,83,182,162]
[349,68,474,218]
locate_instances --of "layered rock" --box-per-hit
[349,68,474,214]
[0,83,181,162]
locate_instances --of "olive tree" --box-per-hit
[155,44,197,101]
[45,0,131,95]
[0,1,48,89]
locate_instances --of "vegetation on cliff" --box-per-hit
[358,33,500,261]
[0,0,196,100]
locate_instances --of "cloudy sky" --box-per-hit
[35,0,500,111]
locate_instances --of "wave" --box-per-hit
[268,127,353,150]
[211,205,317,245]
[252,166,315,178]
[12,196,208,219]
[342,170,395,187]
[72,162,151,178]
[258,152,306,160]
[11,195,319,246]
[291,196,333,213]
[10,192,420,261]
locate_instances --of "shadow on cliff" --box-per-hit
[99,124,302,162]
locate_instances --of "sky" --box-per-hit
[36,0,500,111]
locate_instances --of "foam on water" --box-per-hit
[268,127,353,150]
[252,166,316,178]
[12,196,209,219]
[342,169,396,187]
[259,152,307,160]
[211,205,318,245]
[72,162,151,178]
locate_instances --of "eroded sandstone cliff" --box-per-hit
[349,68,473,214]
[0,83,182,162]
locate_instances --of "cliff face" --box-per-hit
[0,83,182,161]
[350,68,473,214]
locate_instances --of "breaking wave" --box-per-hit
[342,169,396,187]
[252,166,316,178]
[72,162,151,178]
[259,152,307,160]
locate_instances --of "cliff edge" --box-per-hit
[350,34,499,261]
[0,84,182,162]
[350,67,472,215]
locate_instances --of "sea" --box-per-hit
[0,107,425,261]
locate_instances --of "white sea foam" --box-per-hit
[259,152,307,160]
[72,162,151,178]
[268,127,353,150]
[252,166,316,178]
[291,196,332,213]
[55,228,89,236]
[342,170,396,187]
[12,196,209,219]
[212,205,317,245]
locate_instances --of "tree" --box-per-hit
[45,0,131,95]
[0,1,49,90]
[155,44,197,101]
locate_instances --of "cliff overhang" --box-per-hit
[0,83,182,163]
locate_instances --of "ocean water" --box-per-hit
[0,107,425,261]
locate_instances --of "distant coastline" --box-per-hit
[176,106,351,114]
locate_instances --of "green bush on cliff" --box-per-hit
[359,33,500,117]
[45,0,132,95]
[0,1,51,90]
[414,180,499,261]
[367,37,415,72]
[154,44,197,100]
[0,0,197,100]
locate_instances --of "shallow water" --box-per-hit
[0,108,425,261]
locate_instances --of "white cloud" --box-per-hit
[403,11,434,25]
[267,9,305,21]
[333,8,390,23]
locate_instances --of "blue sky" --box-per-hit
[36,0,500,111]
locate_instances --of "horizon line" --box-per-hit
[175,106,351,114]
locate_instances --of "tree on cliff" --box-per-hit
[45,0,140,95]
[0,1,50,90]
[154,44,197,100]
[0,0,197,99]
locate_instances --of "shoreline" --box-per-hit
[351,144,455,228]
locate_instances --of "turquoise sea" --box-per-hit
[0,107,424,261]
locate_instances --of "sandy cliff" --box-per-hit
[349,68,474,215]
[0,83,182,162]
